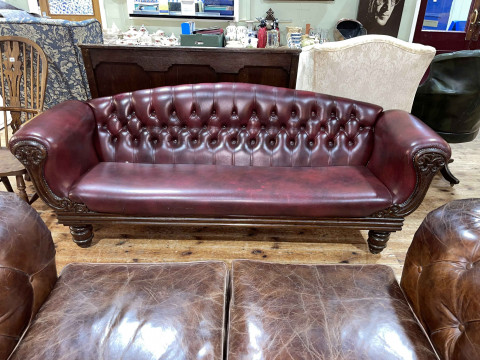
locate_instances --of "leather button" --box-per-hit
[418,266,422,273]
[203,124,208,129]
[311,111,316,117]
[241,124,246,129]
[309,140,314,147]
[192,138,198,144]
[261,124,266,129]
[269,139,276,146]
[222,124,227,129]
[250,139,256,146]
[320,126,326,131]
[182,125,187,129]
[466,263,474,270]
[112,136,118,142]
[162,124,167,129]
[328,141,334,147]
[348,141,354,146]
[300,125,305,130]
[458,324,465,332]
[281,124,286,130]
[289,140,295,146]
[231,139,237,145]
[172,138,178,144]
[359,126,364,130]
[152,138,158,144]
[291,111,296,116]
[211,139,217,145]
[339,126,344,131]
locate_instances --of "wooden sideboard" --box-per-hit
[80,45,301,98]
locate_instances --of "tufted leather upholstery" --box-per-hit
[10,83,451,250]
[88,83,383,167]
[401,199,480,360]
[0,193,57,360]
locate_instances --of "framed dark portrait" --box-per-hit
[357,0,405,37]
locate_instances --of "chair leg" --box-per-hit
[15,174,28,202]
[1,176,14,192]
[440,161,460,186]
[28,192,39,205]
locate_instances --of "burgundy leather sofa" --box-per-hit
[10,83,450,253]
[2,192,479,359]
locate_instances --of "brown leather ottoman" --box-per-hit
[227,260,438,359]
[0,193,227,360]
[11,262,228,360]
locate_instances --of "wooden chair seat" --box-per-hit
[0,147,27,202]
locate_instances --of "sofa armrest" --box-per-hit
[367,110,450,215]
[400,199,480,360]
[0,193,57,360]
[10,100,99,210]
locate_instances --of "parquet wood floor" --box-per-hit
[2,137,479,280]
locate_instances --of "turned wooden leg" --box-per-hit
[70,225,94,248]
[367,230,391,254]
[1,176,13,192]
[440,161,459,186]
[15,174,28,202]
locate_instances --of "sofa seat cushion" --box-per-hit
[68,163,393,217]
[227,260,437,360]
[11,261,228,360]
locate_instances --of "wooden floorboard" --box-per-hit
[2,137,479,280]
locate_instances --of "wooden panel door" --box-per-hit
[39,0,102,23]
[413,0,480,53]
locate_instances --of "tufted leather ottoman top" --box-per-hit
[227,260,438,360]
[401,199,480,360]
[10,261,228,360]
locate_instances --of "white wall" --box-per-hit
[5,0,29,11]
[103,0,419,42]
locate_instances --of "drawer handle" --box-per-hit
[195,41,204,45]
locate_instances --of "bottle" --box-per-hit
[257,20,267,48]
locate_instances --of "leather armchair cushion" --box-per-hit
[68,163,393,217]
[227,260,438,359]
[10,261,228,360]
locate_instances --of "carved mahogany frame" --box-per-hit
[12,140,447,254]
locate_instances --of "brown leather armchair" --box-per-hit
[0,193,228,360]
[401,199,480,360]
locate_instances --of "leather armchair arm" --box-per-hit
[0,193,57,360]
[401,199,480,360]
[367,110,451,215]
[10,100,99,209]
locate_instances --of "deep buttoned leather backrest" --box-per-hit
[401,199,480,360]
[87,83,383,167]
[0,193,57,360]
